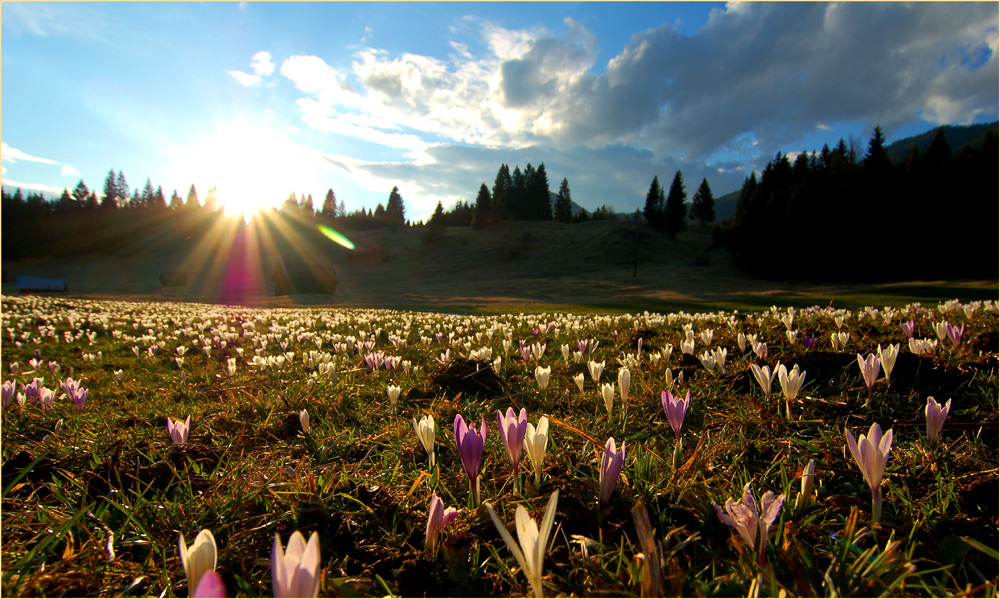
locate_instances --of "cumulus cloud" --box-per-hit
[1,179,67,195]
[229,51,275,86]
[278,3,996,215]
[60,165,81,177]
[251,51,274,76]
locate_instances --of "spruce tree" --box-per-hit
[186,185,200,209]
[511,165,526,220]
[116,171,129,204]
[664,170,687,238]
[491,164,512,224]
[386,186,406,225]
[169,190,184,209]
[689,178,716,225]
[554,177,573,223]
[472,183,491,229]
[531,163,552,220]
[322,189,337,218]
[643,175,665,231]
[102,169,118,209]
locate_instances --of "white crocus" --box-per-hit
[299,409,310,435]
[617,367,630,404]
[587,360,604,384]
[534,365,551,391]
[178,529,217,596]
[878,343,899,383]
[601,383,615,417]
[572,372,585,395]
[523,416,549,488]
[387,384,401,412]
[412,414,436,468]
[485,490,560,598]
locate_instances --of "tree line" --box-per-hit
[719,125,998,279]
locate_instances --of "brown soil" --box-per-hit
[2,220,994,310]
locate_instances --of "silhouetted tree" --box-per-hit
[643,175,666,230]
[664,171,687,237]
[554,177,573,223]
[472,183,491,229]
[385,186,406,225]
[688,178,716,225]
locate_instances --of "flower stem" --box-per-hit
[871,487,882,524]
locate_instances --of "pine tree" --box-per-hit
[531,163,552,220]
[510,165,526,220]
[472,183,491,229]
[102,169,119,209]
[554,178,573,223]
[664,170,687,238]
[386,186,406,225]
[688,178,716,225]
[72,180,90,204]
[169,190,184,209]
[116,171,130,204]
[186,185,200,209]
[203,186,219,211]
[864,126,891,173]
[322,189,338,218]
[491,164,512,224]
[643,175,665,230]
[302,193,315,218]
[150,185,167,210]
[374,203,387,222]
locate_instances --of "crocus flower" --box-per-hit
[386,384,401,411]
[777,363,806,420]
[925,396,951,445]
[617,367,630,404]
[845,423,893,523]
[192,570,227,598]
[901,320,915,339]
[572,372,585,395]
[484,490,559,599]
[599,437,625,507]
[878,343,898,383]
[749,364,776,402]
[523,416,549,488]
[946,323,965,348]
[9,362,18,376]
[660,389,690,443]
[38,386,55,414]
[272,531,321,598]
[425,492,459,555]
[857,353,881,399]
[498,408,528,485]
[587,360,604,384]
[454,414,487,505]
[698,350,716,373]
[167,415,191,445]
[794,459,816,515]
[534,366,551,391]
[299,409,310,434]
[179,529,217,596]
[713,483,785,565]
[601,383,615,417]
[1,381,16,409]
[412,414,436,468]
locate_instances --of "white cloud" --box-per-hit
[251,51,274,76]
[228,70,262,87]
[1,143,59,164]
[60,165,81,177]
[1,179,67,195]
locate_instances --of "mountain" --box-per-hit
[885,121,998,164]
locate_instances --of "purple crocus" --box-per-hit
[60,377,89,412]
[925,396,951,445]
[900,320,916,339]
[661,389,690,443]
[1,381,16,410]
[857,353,881,399]
[454,414,487,505]
[168,415,191,445]
[845,423,893,523]
[946,323,965,348]
[192,570,228,598]
[497,408,528,487]
[424,492,460,555]
[713,483,785,565]
[599,437,626,507]
[575,339,589,355]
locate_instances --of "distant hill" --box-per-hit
[886,121,998,164]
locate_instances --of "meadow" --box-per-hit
[1,294,997,597]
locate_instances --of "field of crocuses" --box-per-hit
[1,294,997,597]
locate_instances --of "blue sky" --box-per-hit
[2,2,997,221]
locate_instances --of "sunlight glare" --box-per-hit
[318,225,356,250]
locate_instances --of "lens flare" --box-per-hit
[318,225,356,250]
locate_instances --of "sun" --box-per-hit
[176,121,321,221]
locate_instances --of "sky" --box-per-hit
[2,2,997,222]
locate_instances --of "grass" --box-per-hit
[1,294,997,597]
